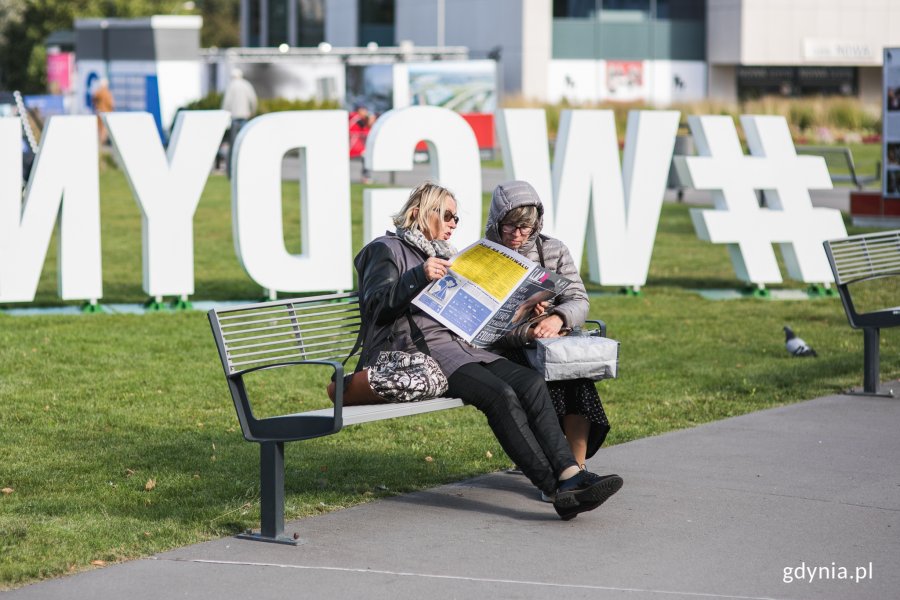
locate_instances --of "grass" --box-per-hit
[1,168,898,587]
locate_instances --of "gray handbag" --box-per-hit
[525,321,619,382]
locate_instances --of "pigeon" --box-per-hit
[784,326,817,357]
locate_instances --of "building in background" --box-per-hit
[75,16,204,139]
[241,0,900,106]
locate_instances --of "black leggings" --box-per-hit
[448,359,578,494]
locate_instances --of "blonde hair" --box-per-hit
[392,182,455,232]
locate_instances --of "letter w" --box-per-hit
[497,109,679,288]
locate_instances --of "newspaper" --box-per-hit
[412,239,572,348]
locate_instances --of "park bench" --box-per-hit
[208,292,465,544]
[824,230,900,396]
[796,146,881,191]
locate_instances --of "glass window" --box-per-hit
[553,0,598,18]
[359,0,394,46]
[600,0,650,21]
[268,0,289,45]
[655,0,705,21]
[298,0,324,47]
[248,0,261,46]
[360,0,394,25]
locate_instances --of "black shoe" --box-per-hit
[553,471,623,521]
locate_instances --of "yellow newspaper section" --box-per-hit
[451,243,528,301]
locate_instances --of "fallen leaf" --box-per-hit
[143,531,152,537]
[44,405,50,411]
[124,469,135,478]
[193,473,200,479]
[210,455,216,462]
[424,456,434,463]
[144,479,156,492]
[90,560,106,567]
[67,564,76,573]
[1,487,13,495]
[319,465,328,473]
[485,451,493,459]
[211,443,216,451]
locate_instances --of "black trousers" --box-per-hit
[448,359,578,494]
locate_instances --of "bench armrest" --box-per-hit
[584,319,607,337]
[228,360,346,443]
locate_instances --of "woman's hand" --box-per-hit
[532,301,550,317]
[532,315,565,339]
[423,257,452,281]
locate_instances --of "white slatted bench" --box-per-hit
[208,292,464,544]
[824,230,900,396]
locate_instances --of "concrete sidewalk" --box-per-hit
[8,383,899,599]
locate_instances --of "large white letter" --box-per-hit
[232,111,352,293]
[681,115,844,285]
[498,109,679,288]
[106,110,230,298]
[363,106,482,246]
[0,116,101,302]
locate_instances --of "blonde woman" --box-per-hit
[353,182,622,519]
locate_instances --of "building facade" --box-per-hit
[241,0,900,105]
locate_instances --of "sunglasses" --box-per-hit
[442,210,460,224]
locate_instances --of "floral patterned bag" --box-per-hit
[367,351,448,402]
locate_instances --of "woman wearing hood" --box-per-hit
[354,182,621,519]
[485,180,612,486]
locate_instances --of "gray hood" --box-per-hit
[484,180,544,254]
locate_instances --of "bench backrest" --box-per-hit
[824,230,900,329]
[210,292,361,377]
[208,292,362,442]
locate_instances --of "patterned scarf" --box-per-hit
[397,227,457,259]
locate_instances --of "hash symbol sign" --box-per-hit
[682,115,847,285]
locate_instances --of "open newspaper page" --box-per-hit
[412,239,572,347]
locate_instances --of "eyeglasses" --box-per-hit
[442,210,459,224]
[500,223,534,235]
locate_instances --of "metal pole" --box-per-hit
[437,0,445,47]
[259,441,285,540]
[863,327,880,394]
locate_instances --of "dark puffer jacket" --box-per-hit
[484,181,589,347]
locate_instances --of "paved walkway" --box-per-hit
[8,383,899,599]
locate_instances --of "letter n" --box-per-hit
[0,116,101,302]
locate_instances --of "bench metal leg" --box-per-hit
[847,328,894,398]
[237,441,301,545]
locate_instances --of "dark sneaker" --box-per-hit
[553,471,623,521]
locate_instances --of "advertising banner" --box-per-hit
[884,48,900,198]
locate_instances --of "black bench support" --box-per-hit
[237,441,298,545]
[824,232,899,398]
[863,328,882,396]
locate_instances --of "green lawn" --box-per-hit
[1,168,897,587]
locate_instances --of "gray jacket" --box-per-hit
[354,232,500,377]
[484,181,589,348]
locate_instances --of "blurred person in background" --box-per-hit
[221,68,258,177]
